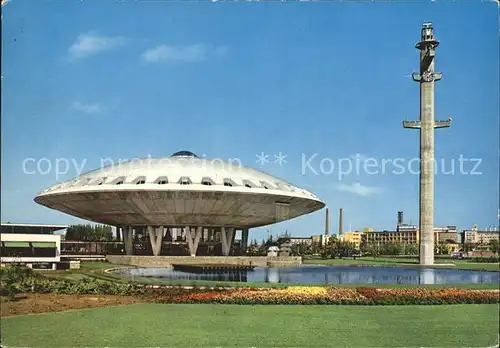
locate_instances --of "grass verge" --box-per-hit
[1,303,498,347]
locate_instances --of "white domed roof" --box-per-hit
[37,155,321,201]
[34,153,325,228]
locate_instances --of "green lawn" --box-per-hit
[2,304,498,347]
[304,257,500,272]
[80,261,129,269]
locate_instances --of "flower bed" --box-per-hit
[155,286,500,306]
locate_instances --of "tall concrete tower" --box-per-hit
[403,22,452,265]
[324,208,330,235]
[338,208,343,236]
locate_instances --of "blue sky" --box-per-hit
[2,1,499,240]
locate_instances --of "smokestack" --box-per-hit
[339,208,343,236]
[324,208,329,235]
[398,211,403,225]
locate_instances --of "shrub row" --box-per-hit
[471,257,500,263]
[155,286,500,305]
[1,276,145,297]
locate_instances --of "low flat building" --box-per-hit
[312,234,331,246]
[1,233,61,269]
[278,237,313,246]
[0,222,67,234]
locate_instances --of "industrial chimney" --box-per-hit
[398,211,404,226]
[339,208,343,236]
[324,208,330,235]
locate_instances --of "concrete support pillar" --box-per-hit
[185,226,202,257]
[115,226,122,242]
[221,227,235,256]
[123,226,134,255]
[241,228,249,254]
[147,225,164,256]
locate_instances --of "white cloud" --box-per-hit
[70,101,102,114]
[141,44,228,63]
[68,33,127,60]
[335,182,382,197]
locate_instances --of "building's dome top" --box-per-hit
[170,151,198,158]
[35,155,323,204]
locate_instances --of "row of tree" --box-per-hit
[244,234,500,258]
[245,235,360,258]
[463,239,499,253]
[65,224,113,242]
[62,225,499,258]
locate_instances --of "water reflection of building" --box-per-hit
[265,268,280,283]
[170,271,249,282]
[419,268,435,284]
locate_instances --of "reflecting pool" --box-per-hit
[116,265,499,285]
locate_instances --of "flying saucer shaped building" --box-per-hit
[35,151,325,256]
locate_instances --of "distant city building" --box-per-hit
[396,224,418,233]
[278,237,313,246]
[361,226,458,247]
[278,235,330,248]
[341,232,363,249]
[311,235,322,245]
[363,230,419,245]
[462,226,499,245]
[434,225,458,244]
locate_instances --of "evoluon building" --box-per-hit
[34,151,325,257]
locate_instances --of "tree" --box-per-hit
[488,239,499,256]
[65,224,113,241]
[321,237,357,259]
[380,244,402,256]
[246,239,261,256]
[436,244,450,255]
[463,242,476,253]
[405,244,418,256]
[363,242,381,258]
[290,242,311,257]
[310,242,321,255]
